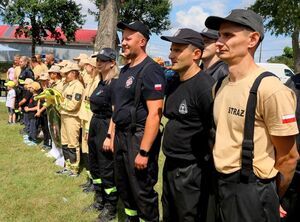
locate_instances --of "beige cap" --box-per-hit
[48,65,61,73]
[73,53,89,61]
[56,60,70,67]
[29,82,41,91]
[24,78,34,85]
[39,72,49,80]
[82,58,97,67]
[60,63,80,73]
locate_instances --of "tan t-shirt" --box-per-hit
[33,64,43,79]
[213,68,298,179]
[60,79,84,117]
[40,63,48,73]
[78,75,100,126]
[14,66,21,80]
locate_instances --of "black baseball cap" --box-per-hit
[161,28,204,50]
[205,9,264,41]
[200,28,219,40]
[92,48,116,61]
[117,21,150,40]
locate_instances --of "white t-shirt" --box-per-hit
[6,88,16,109]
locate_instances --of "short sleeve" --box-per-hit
[263,88,298,136]
[142,63,166,100]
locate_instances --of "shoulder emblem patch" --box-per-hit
[75,93,82,101]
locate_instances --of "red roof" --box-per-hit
[0,25,97,44]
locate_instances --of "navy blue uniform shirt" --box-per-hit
[90,79,115,117]
[163,71,215,161]
[112,56,165,127]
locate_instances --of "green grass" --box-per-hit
[0,102,166,221]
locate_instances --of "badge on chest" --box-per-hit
[179,99,188,114]
[125,76,135,89]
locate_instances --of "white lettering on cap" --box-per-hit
[174,29,181,37]
[100,49,105,54]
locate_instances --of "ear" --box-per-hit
[193,48,202,60]
[140,37,147,47]
[248,32,260,49]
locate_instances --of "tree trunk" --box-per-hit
[94,0,119,51]
[31,40,36,57]
[292,29,300,73]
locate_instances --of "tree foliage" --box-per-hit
[89,0,171,51]
[89,0,171,37]
[1,0,85,55]
[267,47,294,70]
[118,0,171,35]
[249,0,300,72]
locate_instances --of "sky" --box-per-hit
[1,0,292,62]
[75,0,292,62]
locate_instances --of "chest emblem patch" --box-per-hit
[125,76,134,89]
[179,99,188,114]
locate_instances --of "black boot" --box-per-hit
[96,203,117,222]
[82,181,95,193]
[83,190,105,212]
[80,177,91,188]
[124,216,140,222]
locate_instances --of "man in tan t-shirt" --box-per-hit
[205,9,299,222]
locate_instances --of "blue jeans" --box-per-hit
[29,118,38,142]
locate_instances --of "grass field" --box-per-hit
[0,102,165,222]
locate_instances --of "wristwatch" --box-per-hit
[106,133,111,139]
[139,149,149,157]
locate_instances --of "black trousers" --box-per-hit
[217,171,280,222]
[162,159,209,222]
[88,116,116,201]
[40,113,51,146]
[114,127,161,222]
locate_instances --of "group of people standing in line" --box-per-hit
[4,8,300,222]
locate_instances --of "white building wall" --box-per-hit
[0,42,95,62]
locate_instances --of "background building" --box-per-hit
[0,25,97,61]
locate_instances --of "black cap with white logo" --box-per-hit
[205,9,264,41]
[160,28,204,50]
[200,28,219,40]
[92,48,116,61]
[117,21,151,40]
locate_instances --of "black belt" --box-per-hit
[116,123,144,132]
[217,170,276,184]
[93,113,111,119]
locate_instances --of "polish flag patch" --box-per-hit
[282,114,296,124]
[154,84,162,91]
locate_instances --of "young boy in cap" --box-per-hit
[5,81,16,124]
[205,9,299,222]
[18,78,34,135]
[24,81,42,146]
[160,28,215,222]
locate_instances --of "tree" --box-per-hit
[90,0,171,51]
[267,46,294,69]
[1,0,85,56]
[0,0,9,11]
[250,0,300,72]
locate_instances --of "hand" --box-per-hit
[279,205,287,218]
[135,153,148,170]
[18,107,22,112]
[35,111,41,117]
[102,138,112,152]
[24,107,29,112]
